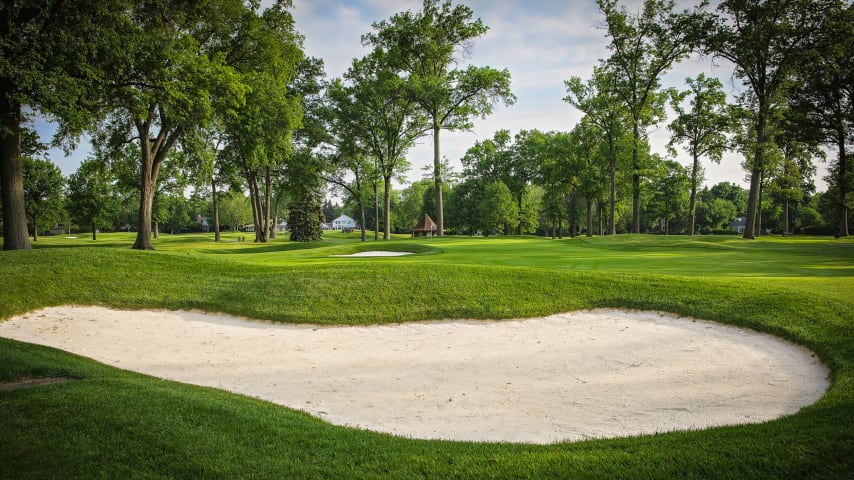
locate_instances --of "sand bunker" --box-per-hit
[331,251,413,257]
[0,307,827,444]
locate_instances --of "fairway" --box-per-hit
[1,233,852,479]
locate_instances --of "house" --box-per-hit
[332,214,357,231]
[195,215,209,232]
[729,217,747,234]
[412,213,437,237]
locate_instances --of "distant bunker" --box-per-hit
[330,251,414,257]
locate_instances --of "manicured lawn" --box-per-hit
[1,233,852,479]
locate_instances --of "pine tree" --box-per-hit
[288,189,324,242]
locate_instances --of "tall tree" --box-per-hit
[597,0,701,233]
[67,158,120,240]
[341,52,428,240]
[565,66,629,235]
[786,1,853,236]
[649,158,689,234]
[480,180,518,236]
[571,120,609,237]
[363,0,514,237]
[535,132,574,239]
[0,1,125,250]
[222,4,304,243]
[325,78,378,242]
[766,126,821,235]
[461,129,539,234]
[22,156,63,241]
[288,183,324,242]
[445,178,483,236]
[96,1,304,249]
[704,0,834,239]
[668,74,731,235]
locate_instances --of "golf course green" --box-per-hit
[1,232,852,479]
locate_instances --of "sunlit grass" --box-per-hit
[1,232,852,478]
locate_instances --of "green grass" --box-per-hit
[1,232,852,479]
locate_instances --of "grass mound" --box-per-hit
[1,233,852,479]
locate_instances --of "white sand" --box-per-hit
[0,306,828,444]
[331,251,413,257]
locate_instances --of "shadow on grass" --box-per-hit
[199,241,328,255]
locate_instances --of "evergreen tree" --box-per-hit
[288,188,324,242]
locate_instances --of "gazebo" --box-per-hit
[411,214,437,237]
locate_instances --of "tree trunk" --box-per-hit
[246,170,260,242]
[743,114,766,240]
[838,138,849,236]
[131,112,174,250]
[359,202,367,242]
[32,214,38,241]
[632,122,641,234]
[783,197,789,235]
[92,221,97,241]
[689,151,699,236]
[263,167,272,241]
[586,198,593,238]
[212,175,221,242]
[0,85,31,250]
[154,222,159,239]
[132,147,157,250]
[609,142,617,236]
[383,175,392,240]
[558,218,563,239]
[757,179,764,237]
[246,169,268,243]
[373,182,379,241]
[433,120,444,236]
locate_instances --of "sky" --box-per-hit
[37,0,830,191]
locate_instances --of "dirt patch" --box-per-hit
[0,377,77,391]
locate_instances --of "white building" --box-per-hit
[332,214,357,230]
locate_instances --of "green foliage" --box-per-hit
[22,157,64,240]
[519,186,542,235]
[445,178,484,235]
[708,182,749,216]
[649,159,690,234]
[394,179,431,232]
[66,159,120,239]
[597,0,699,233]
[218,191,251,231]
[363,0,515,233]
[704,0,837,238]
[288,188,324,242]
[785,0,852,236]
[336,51,428,239]
[696,197,737,230]
[480,181,518,235]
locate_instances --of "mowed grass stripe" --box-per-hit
[0,233,852,479]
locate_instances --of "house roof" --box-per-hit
[333,214,355,223]
[412,213,437,232]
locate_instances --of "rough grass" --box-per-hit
[1,232,852,479]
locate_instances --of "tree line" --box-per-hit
[1,0,851,250]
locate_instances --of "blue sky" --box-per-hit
[37,0,830,191]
